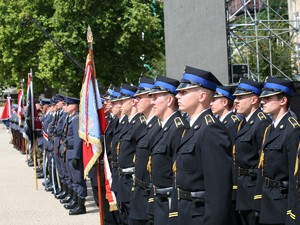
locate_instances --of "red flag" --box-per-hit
[17,89,23,118]
[1,97,11,120]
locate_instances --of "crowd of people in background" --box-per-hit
[6,65,300,225]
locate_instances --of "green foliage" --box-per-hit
[0,0,165,96]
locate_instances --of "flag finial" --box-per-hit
[87,25,93,50]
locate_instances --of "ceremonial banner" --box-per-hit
[79,55,107,178]
[24,73,42,143]
[1,97,11,128]
[17,89,23,118]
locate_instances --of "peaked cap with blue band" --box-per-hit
[214,85,235,101]
[103,84,114,99]
[107,87,122,102]
[40,98,51,106]
[260,76,295,97]
[233,78,263,96]
[176,66,222,91]
[64,96,80,105]
[118,84,138,100]
[50,97,57,106]
[135,77,155,96]
[149,75,180,95]
[55,94,65,102]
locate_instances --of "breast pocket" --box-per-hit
[152,145,169,169]
[138,140,149,149]
[181,144,197,171]
[240,135,251,142]
[122,133,133,143]
[267,143,284,165]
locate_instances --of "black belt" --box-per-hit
[134,177,152,190]
[177,188,205,203]
[265,177,288,188]
[111,161,119,168]
[238,167,257,177]
[118,167,135,175]
[153,186,173,198]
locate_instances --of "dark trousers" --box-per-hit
[128,218,149,225]
[240,210,258,225]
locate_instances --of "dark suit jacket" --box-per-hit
[235,108,271,211]
[257,113,300,224]
[176,109,232,225]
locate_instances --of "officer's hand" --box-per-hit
[72,159,80,169]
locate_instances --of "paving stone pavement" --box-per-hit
[0,126,100,225]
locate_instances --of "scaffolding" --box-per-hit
[226,0,300,83]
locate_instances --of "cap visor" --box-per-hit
[233,90,253,96]
[260,90,282,98]
[176,83,200,91]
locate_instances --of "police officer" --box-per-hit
[148,75,188,225]
[116,84,146,224]
[63,96,87,215]
[89,87,119,225]
[210,85,242,225]
[129,77,161,225]
[110,87,128,198]
[233,78,271,225]
[51,94,68,198]
[256,77,300,225]
[174,66,232,225]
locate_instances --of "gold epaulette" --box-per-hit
[257,112,267,121]
[288,117,300,128]
[231,115,240,123]
[139,115,146,124]
[174,117,184,128]
[204,114,215,125]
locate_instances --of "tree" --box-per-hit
[0,0,165,96]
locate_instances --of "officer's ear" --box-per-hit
[251,94,259,105]
[166,94,176,107]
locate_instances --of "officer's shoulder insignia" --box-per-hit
[174,117,184,128]
[288,117,300,128]
[231,115,240,123]
[204,114,215,125]
[139,115,146,124]
[257,112,267,121]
